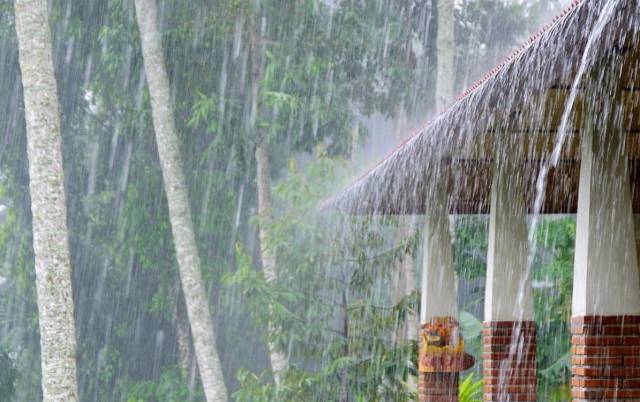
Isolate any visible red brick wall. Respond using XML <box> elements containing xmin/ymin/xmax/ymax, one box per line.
<box><xmin>419</xmin><ymin>372</ymin><xmax>459</xmax><ymax>402</ymax></box>
<box><xmin>571</xmin><ymin>315</ymin><xmax>640</xmax><ymax>401</ymax></box>
<box><xmin>482</xmin><ymin>321</ymin><xmax>537</xmax><ymax>401</ymax></box>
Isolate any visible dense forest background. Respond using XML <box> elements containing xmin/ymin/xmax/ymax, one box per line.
<box><xmin>0</xmin><ymin>0</ymin><xmax>575</xmax><ymax>401</ymax></box>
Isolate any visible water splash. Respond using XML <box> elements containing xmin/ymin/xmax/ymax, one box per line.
<box><xmin>530</xmin><ymin>0</ymin><xmax>622</xmax><ymax>239</ymax></box>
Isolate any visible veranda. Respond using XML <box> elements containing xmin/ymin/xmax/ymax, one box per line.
<box><xmin>326</xmin><ymin>1</ymin><xmax>640</xmax><ymax>400</ymax></box>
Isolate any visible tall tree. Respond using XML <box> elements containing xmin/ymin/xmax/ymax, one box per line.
<box><xmin>134</xmin><ymin>1</ymin><xmax>228</xmax><ymax>400</ymax></box>
<box><xmin>249</xmin><ymin>3</ymin><xmax>288</xmax><ymax>385</ymax></box>
<box><xmin>386</xmin><ymin>2</ymin><xmax>436</xmax><ymax>395</ymax></box>
<box><xmin>13</xmin><ymin>0</ymin><xmax>79</xmax><ymax>401</ymax></box>
<box><xmin>436</xmin><ymin>0</ymin><xmax>456</xmax><ymax>111</ymax></box>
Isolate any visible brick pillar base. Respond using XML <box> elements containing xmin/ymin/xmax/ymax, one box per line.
<box><xmin>418</xmin><ymin>318</ymin><xmax>462</xmax><ymax>402</ymax></box>
<box><xmin>571</xmin><ymin>315</ymin><xmax>640</xmax><ymax>401</ymax></box>
<box><xmin>483</xmin><ymin>321</ymin><xmax>537</xmax><ymax>401</ymax></box>
<box><xmin>419</xmin><ymin>372</ymin><xmax>459</xmax><ymax>402</ymax></box>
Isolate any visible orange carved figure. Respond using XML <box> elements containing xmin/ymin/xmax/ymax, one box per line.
<box><xmin>419</xmin><ymin>317</ymin><xmax>475</xmax><ymax>373</ymax></box>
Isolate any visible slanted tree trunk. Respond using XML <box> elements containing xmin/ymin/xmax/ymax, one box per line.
<box><xmin>173</xmin><ymin>292</ymin><xmax>198</xmax><ymax>401</ymax></box>
<box><xmin>14</xmin><ymin>1</ymin><xmax>79</xmax><ymax>401</ymax></box>
<box><xmin>436</xmin><ymin>0</ymin><xmax>455</xmax><ymax>112</ymax></box>
<box><xmin>173</xmin><ymin>292</ymin><xmax>193</xmax><ymax>375</ymax></box>
<box><xmin>134</xmin><ymin>1</ymin><xmax>227</xmax><ymax>400</ymax></box>
<box><xmin>255</xmin><ymin>144</ymin><xmax>287</xmax><ymax>383</ymax></box>
<box><xmin>249</xmin><ymin>7</ymin><xmax>288</xmax><ymax>386</ymax></box>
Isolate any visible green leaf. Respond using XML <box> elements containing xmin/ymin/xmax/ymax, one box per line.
<box><xmin>459</xmin><ymin>311</ymin><xmax>483</xmax><ymax>340</ymax></box>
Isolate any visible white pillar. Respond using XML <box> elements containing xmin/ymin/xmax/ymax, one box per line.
<box><xmin>420</xmin><ymin>178</ymin><xmax>457</xmax><ymax>323</ymax></box>
<box><xmin>484</xmin><ymin>159</ymin><xmax>533</xmax><ymax>321</ymax></box>
<box><xmin>572</xmin><ymin>119</ymin><xmax>640</xmax><ymax>316</ymax></box>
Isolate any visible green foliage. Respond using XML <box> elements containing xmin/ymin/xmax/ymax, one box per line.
<box><xmin>459</xmin><ymin>311</ymin><xmax>482</xmax><ymax>340</ymax></box>
<box><xmin>454</xmin><ymin>216</ymin><xmax>488</xmax><ymax>280</ymax></box>
<box><xmin>454</xmin><ymin>214</ymin><xmax>575</xmax><ymax>400</ymax></box>
<box><xmin>228</xmin><ymin>155</ymin><xmax>419</xmax><ymax>401</ymax></box>
<box><xmin>0</xmin><ymin>348</ymin><xmax>17</xmax><ymax>402</ymax></box>
<box><xmin>187</xmin><ymin>92</ymin><xmax>221</xmax><ymax>135</ymax></box>
<box><xmin>0</xmin><ymin>0</ymin><xmax>575</xmax><ymax>400</ymax></box>
<box><xmin>533</xmin><ymin>217</ymin><xmax>575</xmax><ymax>398</ymax></box>
<box><xmin>533</xmin><ymin>218</ymin><xmax>575</xmax><ymax>322</ymax></box>
<box><xmin>459</xmin><ymin>311</ymin><xmax>483</xmax><ymax>371</ymax></box>
<box><xmin>459</xmin><ymin>374</ymin><xmax>483</xmax><ymax>402</ymax></box>
<box><xmin>455</xmin><ymin>0</ymin><xmax>556</xmax><ymax>88</ymax></box>
<box><xmin>125</xmin><ymin>366</ymin><xmax>200</xmax><ymax>402</ymax></box>
<box><xmin>539</xmin><ymin>351</ymin><xmax>570</xmax><ymax>383</ymax></box>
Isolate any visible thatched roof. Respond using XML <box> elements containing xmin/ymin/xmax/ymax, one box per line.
<box><xmin>324</xmin><ymin>0</ymin><xmax>640</xmax><ymax>215</ymax></box>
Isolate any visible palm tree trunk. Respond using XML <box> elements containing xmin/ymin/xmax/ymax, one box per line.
<box><xmin>174</xmin><ymin>293</ymin><xmax>193</xmax><ymax>376</ymax></box>
<box><xmin>255</xmin><ymin>144</ymin><xmax>288</xmax><ymax>384</ymax></box>
<box><xmin>436</xmin><ymin>0</ymin><xmax>455</xmax><ymax>112</ymax></box>
<box><xmin>174</xmin><ymin>293</ymin><xmax>198</xmax><ymax>401</ymax></box>
<box><xmin>249</xmin><ymin>8</ymin><xmax>288</xmax><ymax>385</ymax></box>
<box><xmin>255</xmin><ymin>145</ymin><xmax>276</xmax><ymax>283</ymax></box>
<box><xmin>14</xmin><ymin>1</ymin><xmax>79</xmax><ymax>401</ymax></box>
<box><xmin>134</xmin><ymin>1</ymin><xmax>228</xmax><ymax>400</ymax></box>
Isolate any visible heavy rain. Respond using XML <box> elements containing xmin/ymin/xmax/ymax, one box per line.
<box><xmin>1</xmin><ymin>0</ymin><xmax>639</xmax><ymax>401</ymax></box>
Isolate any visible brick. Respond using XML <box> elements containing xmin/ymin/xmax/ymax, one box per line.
<box><xmin>484</xmin><ymin>358</ymin><xmax>535</xmax><ymax>369</ymax></box>
<box><xmin>483</xmin><ymin>376</ymin><xmax>534</xmax><ymax>385</ymax></box>
<box><xmin>572</xmin><ymin>387</ymin><xmax>604</xmax><ymax>399</ymax></box>
<box><xmin>483</xmin><ymin>384</ymin><xmax>536</xmax><ymax>394</ymax></box>
<box><xmin>571</xmin><ymin>315</ymin><xmax>640</xmax><ymax>401</ymax></box>
<box><xmin>571</xmin><ymin>335</ymin><xmax>625</xmax><ymax>346</ymax></box>
<box><xmin>483</xmin><ymin>335</ymin><xmax>516</xmax><ymax>345</ymax></box>
<box><xmin>571</xmin><ymin>378</ymin><xmax>622</xmax><ymax>388</ymax></box>
<box><xmin>621</xmin><ymin>325</ymin><xmax>640</xmax><ymax>336</ymax></box>
<box><xmin>603</xmin><ymin>388</ymin><xmax>640</xmax><ymax>398</ymax></box>
<box><xmin>572</xmin><ymin>316</ymin><xmax>640</xmax><ymax>326</ymax></box>
<box><xmin>624</xmin><ymin>337</ymin><xmax>640</xmax><ymax>346</ymax></box>
<box><xmin>624</xmin><ymin>356</ymin><xmax>640</xmax><ymax>366</ymax></box>
<box><xmin>483</xmin><ymin>321</ymin><xmax>536</xmax><ymax>331</ymax></box>
<box><xmin>571</xmin><ymin>323</ymin><xmax>640</xmax><ymax>336</ymax></box>
<box><xmin>481</xmin><ymin>328</ymin><xmax>536</xmax><ymax>337</ymax></box>
<box><xmin>483</xmin><ymin>368</ymin><xmax>536</xmax><ymax>377</ymax></box>
<box><xmin>571</xmin><ymin>356</ymin><xmax>623</xmax><ymax>366</ymax></box>
<box><xmin>483</xmin><ymin>393</ymin><xmax>536</xmax><ymax>401</ymax></box>
<box><xmin>483</xmin><ymin>321</ymin><xmax>536</xmax><ymax>402</ymax></box>
<box><xmin>608</xmin><ymin>346</ymin><xmax>640</xmax><ymax>356</ymax></box>
<box><xmin>572</xmin><ymin>366</ymin><xmax>640</xmax><ymax>377</ymax></box>
<box><xmin>482</xmin><ymin>351</ymin><xmax>536</xmax><ymax>361</ymax></box>
<box><xmin>572</xmin><ymin>345</ymin><xmax>640</xmax><ymax>356</ymax></box>
<box><xmin>483</xmin><ymin>340</ymin><xmax>534</xmax><ymax>356</ymax></box>
<box><xmin>482</xmin><ymin>341</ymin><xmax>535</xmax><ymax>352</ymax></box>
<box><xmin>622</xmin><ymin>378</ymin><xmax>640</xmax><ymax>388</ymax></box>
<box><xmin>482</xmin><ymin>328</ymin><xmax>511</xmax><ymax>336</ymax></box>
<box><xmin>419</xmin><ymin>372</ymin><xmax>458</xmax><ymax>402</ymax></box>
